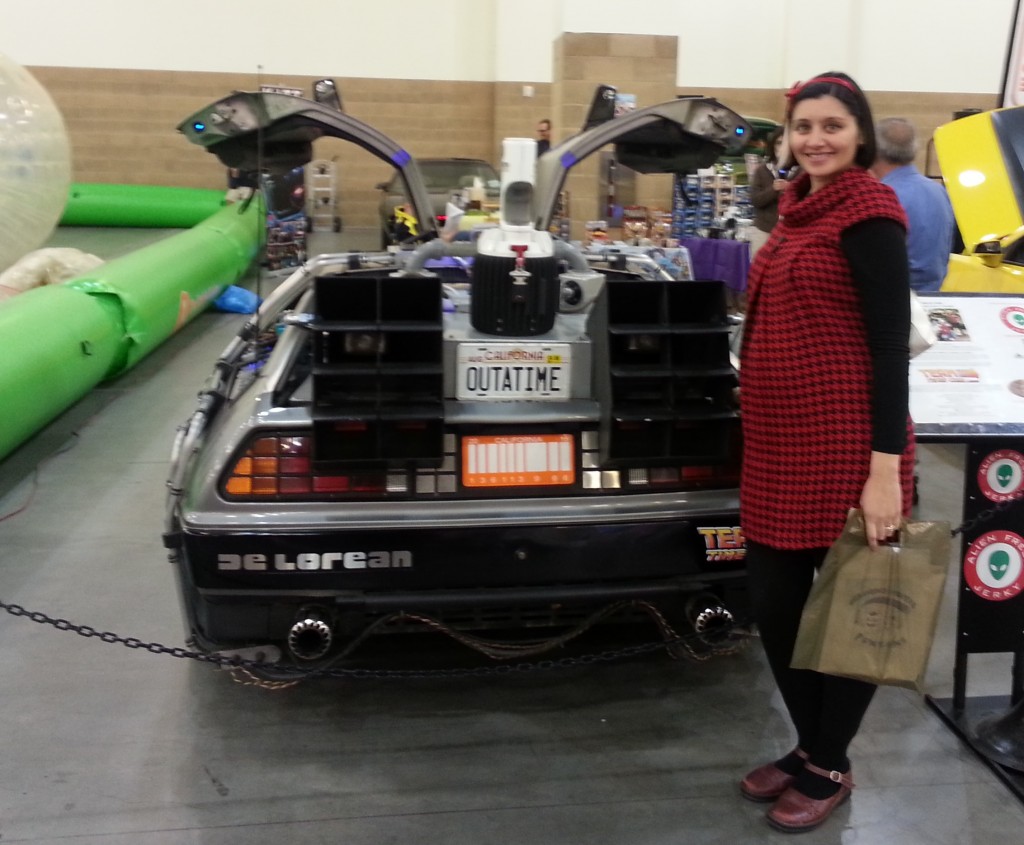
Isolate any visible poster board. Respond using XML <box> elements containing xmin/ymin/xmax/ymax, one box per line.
<box><xmin>911</xmin><ymin>293</ymin><xmax>1024</xmax><ymax>436</ymax></box>
<box><xmin>912</xmin><ymin>294</ymin><xmax>1024</xmax><ymax>712</ymax></box>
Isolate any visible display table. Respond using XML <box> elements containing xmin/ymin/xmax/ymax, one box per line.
<box><xmin>679</xmin><ymin>237</ymin><xmax>750</xmax><ymax>293</ymax></box>
<box><xmin>912</xmin><ymin>292</ymin><xmax>1024</xmax><ymax>803</ymax></box>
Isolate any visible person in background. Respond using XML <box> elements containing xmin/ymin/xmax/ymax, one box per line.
<box><xmin>738</xmin><ymin>72</ymin><xmax>914</xmax><ymax>834</ymax></box>
<box><xmin>536</xmin><ymin>118</ymin><xmax>552</xmax><ymax>155</ymax></box>
<box><xmin>747</xmin><ymin>126</ymin><xmax>788</xmax><ymax>258</ymax></box>
<box><xmin>872</xmin><ymin>117</ymin><xmax>955</xmax><ymax>292</ymax></box>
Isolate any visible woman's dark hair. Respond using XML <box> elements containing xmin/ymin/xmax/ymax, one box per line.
<box><xmin>765</xmin><ymin>126</ymin><xmax>784</xmax><ymax>164</ymax></box>
<box><xmin>786</xmin><ymin>71</ymin><xmax>876</xmax><ymax>169</ymax></box>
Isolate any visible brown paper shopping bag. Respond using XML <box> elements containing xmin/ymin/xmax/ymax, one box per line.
<box><xmin>790</xmin><ymin>509</ymin><xmax>951</xmax><ymax>692</ymax></box>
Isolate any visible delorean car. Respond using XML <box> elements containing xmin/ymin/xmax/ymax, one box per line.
<box><xmin>163</xmin><ymin>86</ymin><xmax>752</xmax><ymax>672</ymax></box>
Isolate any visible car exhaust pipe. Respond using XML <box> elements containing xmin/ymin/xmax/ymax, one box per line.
<box><xmin>684</xmin><ymin>594</ymin><xmax>736</xmax><ymax>647</ymax></box>
<box><xmin>287</xmin><ymin>611</ymin><xmax>334</xmax><ymax>661</ymax></box>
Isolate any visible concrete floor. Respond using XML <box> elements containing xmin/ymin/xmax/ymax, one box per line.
<box><xmin>1</xmin><ymin>227</ymin><xmax>1024</xmax><ymax>843</ymax></box>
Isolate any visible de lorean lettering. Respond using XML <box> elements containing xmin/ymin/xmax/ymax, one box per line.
<box><xmin>217</xmin><ymin>551</ymin><xmax>413</xmax><ymax>571</ymax></box>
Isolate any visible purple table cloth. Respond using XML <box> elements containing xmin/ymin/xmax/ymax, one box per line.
<box><xmin>678</xmin><ymin>237</ymin><xmax>751</xmax><ymax>292</ymax></box>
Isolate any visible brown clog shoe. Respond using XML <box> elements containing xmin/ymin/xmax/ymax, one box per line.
<box><xmin>766</xmin><ymin>762</ymin><xmax>854</xmax><ymax>833</ymax></box>
<box><xmin>739</xmin><ymin>748</ymin><xmax>808</xmax><ymax>802</ymax></box>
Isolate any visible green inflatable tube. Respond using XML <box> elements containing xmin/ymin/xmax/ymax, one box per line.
<box><xmin>0</xmin><ymin>285</ymin><xmax>123</xmax><ymax>459</ymax></box>
<box><xmin>0</xmin><ymin>199</ymin><xmax>264</xmax><ymax>461</ymax></box>
<box><xmin>61</xmin><ymin>183</ymin><xmax>227</xmax><ymax>228</ymax></box>
<box><xmin>65</xmin><ymin>199</ymin><xmax>262</xmax><ymax>374</ymax></box>
<box><xmin>67</xmin><ymin>201</ymin><xmax>264</xmax><ymax>375</ymax></box>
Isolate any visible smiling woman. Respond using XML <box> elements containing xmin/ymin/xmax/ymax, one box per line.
<box><xmin>738</xmin><ymin>71</ymin><xmax>915</xmax><ymax>834</ymax></box>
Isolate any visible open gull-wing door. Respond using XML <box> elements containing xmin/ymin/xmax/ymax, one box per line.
<box><xmin>581</xmin><ymin>84</ymin><xmax>619</xmax><ymax>130</ymax></box>
<box><xmin>178</xmin><ymin>90</ymin><xmax>437</xmax><ymax>239</ymax></box>
<box><xmin>534</xmin><ymin>96</ymin><xmax>751</xmax><ymax>231</ymax></box>
<box><xmin>934</xmin><ymin>106</ymin><xmax>1024</xmax><ymax>251</ymax></box>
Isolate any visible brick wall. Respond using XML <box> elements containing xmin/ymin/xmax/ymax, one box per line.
<box><xmin>29</xmin><ymin>64</ymin><xmax>997</xmax><ymax>234</ymax></box>
<box><xmin>30</xmin><ymin>67</ymin><xmax>503</xmax><ymax>236</ymax></box>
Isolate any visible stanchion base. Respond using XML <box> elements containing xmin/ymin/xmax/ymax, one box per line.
<box><xmin>927</xmin><ymin>695</ymin><xmax>1024</xmax><ymax>802</ymax></box>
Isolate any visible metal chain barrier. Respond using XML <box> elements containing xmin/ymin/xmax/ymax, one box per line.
<box><xmin>949</xmin><ymin>493</ymin><xmax>1024</xmax><ymax>537</ymax></box>
<box><xmin>0</xmin><ymin>598</ymin><xmax>754</xmax><ymax>690</ymax></box>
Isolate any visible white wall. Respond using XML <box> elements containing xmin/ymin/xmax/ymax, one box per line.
<box><xmin>494</xmin><ymin>0</ymin><xmax>559</xmax><ymax>82</ymax></box>
<box><xmin>0</xmin><ymin>0</ymin><xmax>1017</xmax><ymax>93</ymax></box>
<box><xmin>0</xmin><ymin>0</ymin><xmax>499</xmax><ymax>80</ymax></box>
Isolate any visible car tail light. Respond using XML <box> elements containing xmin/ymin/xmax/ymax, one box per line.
<box><xmin>621</xmin><ymin>463</ymin><xmax>738</xmax><ymax>490</ymax></box>
<box><xmin>221</xmin><ymin>430</ymin><xmax>737</xmax><ymax>501</ymax></box>
<box><xmin>222</xmin><ymin>434</ymin><xmax>405</xmax><ymax>500</ymax></box>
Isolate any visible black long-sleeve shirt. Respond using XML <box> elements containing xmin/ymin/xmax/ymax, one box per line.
<box><xmin>841</xmin><ymin>217</ymin><xmax>911</xmax><ymax>455</ymax></box>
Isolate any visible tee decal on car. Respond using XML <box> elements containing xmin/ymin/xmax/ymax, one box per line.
<box><xmin>696</xmin><ymin>526</ymin><xmax>747</xmax><ymax>563</ymax></box>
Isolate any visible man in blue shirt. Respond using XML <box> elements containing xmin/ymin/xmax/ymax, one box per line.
<box><xmin>873</xmin><ymin>118</ymin><xmax>956</xmax><ymax>292</ymax></box>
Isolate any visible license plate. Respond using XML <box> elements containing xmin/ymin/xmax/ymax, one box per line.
<box><xmin>456</xmin><ymin>343</ymin><xmax>571</xmax><ymax>400</ymax></box>
<box><xmin>462</xmin><ymin>434</ymin><xmax>575</xmax><ymax>487</ymax></box>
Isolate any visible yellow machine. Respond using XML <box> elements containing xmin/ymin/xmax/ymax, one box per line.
<box><xmin>391</xmin><ymin>203</ymin><xmax>419</xmax><ymax>239</ymax></box>
<box><xmin>936</xmin><ymin>106</ymin><xmax>1024</xmax><ymax>292</ymax></box>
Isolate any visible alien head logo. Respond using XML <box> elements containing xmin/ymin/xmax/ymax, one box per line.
<box><xmin>997</xmin><ymin>464</ymin><xmax>1014</xmax><ymax>488</ymax></box>
<box><xmin>989</xmin><ymin>549</ymin><xmax>1011</xmax><ymax>581</ymax></box>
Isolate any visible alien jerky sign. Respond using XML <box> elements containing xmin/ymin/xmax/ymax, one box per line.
<box><xmin>964</xmin><ymin>531</ymin><xmax>1024</xmax><ymax>601</ymax></box>
<box><xmin>977</xmin><ymin>449</ymin><xmax>1024</xmax><ymax>503</ymax></box>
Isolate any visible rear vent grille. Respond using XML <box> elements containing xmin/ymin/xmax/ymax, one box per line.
<box><xmin>605</xmin><ymin>279</ymin><xmax>738</xmax><ymax>464</ymax></box>
<box><xmin>310</xmin><ymin>273</ymin><xmax>444</xmax><ymax>467</ymax></box>
<box><xmin>470</xmin><ymin>254</ymin><xmax>560</xmax><ymax>336</ymax></box>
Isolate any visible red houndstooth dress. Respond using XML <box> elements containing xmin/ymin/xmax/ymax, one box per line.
<box><xmin>740</xmin><ymin>167</ymin><xmax>916</xmax><ymax>550</ymax></box>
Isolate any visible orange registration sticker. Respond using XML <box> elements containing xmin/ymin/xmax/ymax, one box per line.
<box><xmin>462</xmin><ymin>434</ymin><xmax>575</xmax><ymax>487</ymax></box>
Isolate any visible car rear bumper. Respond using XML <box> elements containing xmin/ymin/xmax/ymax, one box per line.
<box><xmin>171</xmin><ymin>512</ymin><xmax>746</xmax><ymax>650</ymax></box>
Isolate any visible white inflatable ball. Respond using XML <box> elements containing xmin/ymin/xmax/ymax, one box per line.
<box><xmin>0</xmin><ymin>53</ymin><xmax>71</xmax><ymax>274</ymax></box>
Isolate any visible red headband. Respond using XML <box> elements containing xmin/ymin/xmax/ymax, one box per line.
<box><xmin>785</xmin><ymin>76</ymin><xmax>860</xmax><ymax>113</ymax></box>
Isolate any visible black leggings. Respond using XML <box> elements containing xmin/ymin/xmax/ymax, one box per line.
<box><xmin>745</xmin><ymin>539</ymin><xmax>877</xmax><ymax>771</ymax></box>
